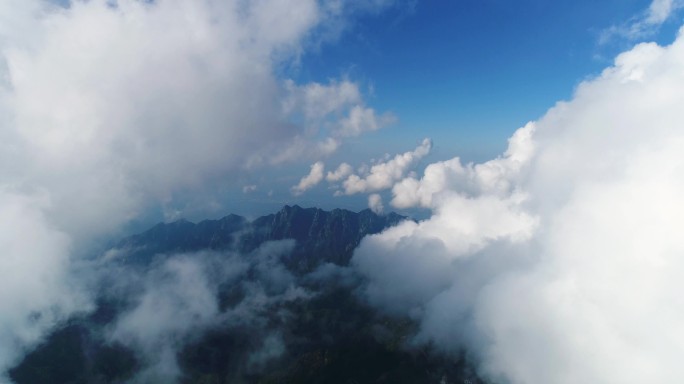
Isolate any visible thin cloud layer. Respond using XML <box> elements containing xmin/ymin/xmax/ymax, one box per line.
<box><xmin>353</xmin><ymin>28</ymin><xmax>684</xmax><ymax>383</ymax></box>
<box><xmin>107</xmin><ymin>241</ymin><xmax>305</xmax><ymax>383</ymax></box>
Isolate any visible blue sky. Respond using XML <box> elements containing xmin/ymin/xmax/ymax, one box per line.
<box><xmin>3</xmin><ymin>0</ymin><xmax>683</xmax><ymax>224</ymax></box>
<box><xmin>48</xmin><ymin>0</ymin><xmax>678</xmax><ymax>222</ymax></box>
<box><xmin>295</xmin><ymin>0</ymin><xmax>679</xmax><ymax>158</ymax></box>
<box><xmin>229</xmin><ymin>0</ymin><xmax>684</xmax><ymax>217</ymax></box>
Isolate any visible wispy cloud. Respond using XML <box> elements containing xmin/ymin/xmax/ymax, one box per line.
<box><xmin>600</xmin><ymin>0</ymin><xmax>684</xmax><ymax>43</ymax></box>
<box><xmin>367</xmin><ymin>193</ymin><xmax>384</xmax><ymax>214</ymax></box>
<box><xmin>282</xmin><ymin>79</ymin><xmax>396</xmax><ymax>145</ymax></box>
<box><xmin>106</xmin><ymin>240</ymin><xmax>308</xmax><ymax>383</ymax></box>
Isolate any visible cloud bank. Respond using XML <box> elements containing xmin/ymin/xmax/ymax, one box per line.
<box><xmin>353</xmin><ymin>27</ymin><xmax>684</xmax><ymax>384</ymax></box>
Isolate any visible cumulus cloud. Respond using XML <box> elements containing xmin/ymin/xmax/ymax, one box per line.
<box><xmin>0</xmin><ymin>0</ymin><xmax>397</xmax><ymax>378</ymax></box>
<box><xmin>302</xmin><ymin>139</ymin><xmax>437</xmax><ymax>200</ymax></box>
<box><xmin>391</xmin><ymin>123</ymin><xmax>534</xmax><ymax>209</ymax></box>
<box><xmin>326</xmin><ymin>162</ymin><xmax>353</xmax><ymax>182</ymax></box>
<box><xmin>340</xmin><ymin>138</ymin><xmax>432</xmax><ymax>195</ymax></box>
<box><xmin>353</xmin><ymin>28</ymin><xmax>684</xmax><ymax>383</ymax></box>
<box><xmin>291</xmin><ymin>161</ymin><xmax>325</xmax><ymax>195</ymax></box>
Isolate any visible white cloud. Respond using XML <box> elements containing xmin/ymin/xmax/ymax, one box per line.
<box><xmin>326</xmin><ymin>162</ymin><xmax>353</xmax><ymax>182</ymax></box>
<box><xmin>291</xmin><ymin>161</ymin><xmax>325</xmax><ymax>195</ymax></box>
<box><xmin>243</xmin><ymin>184</ymin><xmax>258</xmax><ymax>193</ymax></box>
<box><xmin>336</xmin><ymin>105</ymin><xmax>396</xmax><ymax>137</ymax></box>
<box><xmin>0</xmin><ymin>190</ymin><xmax>90</xmax><ymax>378</ymax></box>
<box><xmin>283</xmin><ymin>79</ymin><xmax>363</xmax><ymax>121</ymax></box>
<box><xmin>283</xmin><ymin>80</ymin><xmax>395</xmax><ymax>140</ymax></box>
<box><xmin>601</xmin><ymin>0</ymin><xmax>684</xmax><ymax>42</ymax></box>
<box><xmin>1</xmin><ymin>0</ymin><xmax>322</xmax><ymax>238</ymax></box>
<box><xmin>353</xmin><ymin>29</ymin><xmax>684</xmax><ymax>383</ymax></box>
<box><xmin>647</xmin><ymin>0</ymin><xmax>683</xmax><ymax>24</ymax></box>
<box><xmin>368</xmin><ymin>193</ymin><xmax>384</xmax><ymax>214</ymax></box>
<box><xmin>0</xmin><ymin>0</ymin><xmax>398</xmax><ymax>376</ymax></box>
<box><xmin>391</xmin><ymin>123</ymin><xmax>534</xmax><ymax>209</ymax></box>
<box><xmin>108</xmin><ymin>240</ymin><xmax>306</xmax><ymax>383</ymax></box>
<box><xmin>110</xmin><ymin>254</ymin><xmax>229</xmax><ymax>383</ymax></box>
<box><xmin>0</xmin><ymin>0</ymin><xmax>397</xmax><ymax>238</ymax></box>
<box><xmin>340</xmin><ymin>138</ymin><xmax>432</xmax><ymax>195</ymax></box>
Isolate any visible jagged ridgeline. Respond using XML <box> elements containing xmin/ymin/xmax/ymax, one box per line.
<box><xmin>115</xmin><ymin>205</ymin><xmax>406</xmax><ymax>271</ymax></box>
<box><xmin>9</xmin><ymin>206</ymin><xmax>485</xmax><ymax>384</ymax></box>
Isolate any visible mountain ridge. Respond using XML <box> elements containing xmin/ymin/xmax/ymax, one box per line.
<box><xmin>115</xmin><ymin>204</ymin><xmax>407</xmax><ymax>272</ymax></box>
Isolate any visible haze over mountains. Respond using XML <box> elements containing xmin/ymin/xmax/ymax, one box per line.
<box><xmin>9</xmin><ymin>206</ymin><xmax>484</xmax><ymax>384</ymax></box>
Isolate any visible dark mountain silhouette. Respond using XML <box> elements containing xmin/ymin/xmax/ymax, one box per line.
<box><xmin>116</xmin><ymin>205</ymin><xmax>405</xmax><ymax>272</ymax></box>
